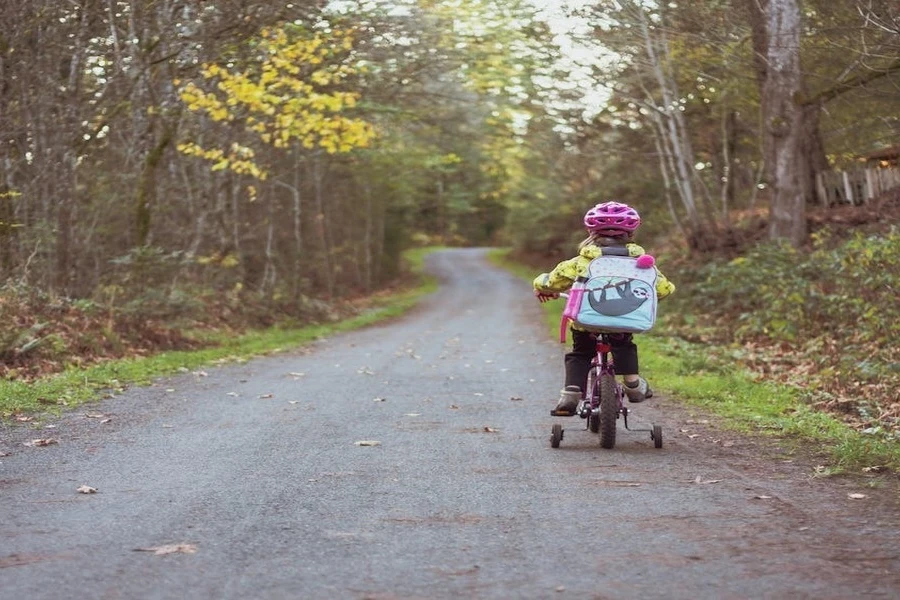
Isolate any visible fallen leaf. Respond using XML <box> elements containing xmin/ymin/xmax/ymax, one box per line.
<box><xmin>226</xmin><ymin>392</ymin><xmax>239</xmax><ymax>397</ymax></box>
<box><xmin>687</xmin><ymin>434</ymin><xmax>700</xmax><ymax>439</ymax></box>
<box><xmin>848</xmin><ymin>493</ymin><xmax>867</xmax><ymax>500</ymax></box>
<box><xmin>483</xmin><ymin>427</ymin><xmax>498</xmax><ymax>433</ymax></box>
<box><xmin>25</xmin><ymin>438</ymin><xmax>57</xmax><ymax>447</ymax></box>
<box><xmin>754</xmin><ymin>495</ymin><xmax>773</xmax><ymax>500</ymax></box>
<box><xmin>100</xmin><ymin>418</ymin><xmax>112</xmax><ymax>424</ymax></box>
<box><xmin>509</xmin><ymin>397</ymin><xmax>524</xmax><ymax>402</ymax></box>
<box><xmin>449</xmin><ymin>404</ymin><xmax>460</xmax><ymax>410</ymax></box>
<box><xmin>722</xmin><ymin>441</ymin><xmax>735</xmax><ymax>447</ymax></box>
<box><xmin>193</xmin><ymin>370</ymin><xmax>208</xmax><ymax>377</ymax></box>
<box><xmin>289</xmin><ymin>372</ymin><xmax>306</xmax><ymax>378</ymax></box>
<box><xmin>77</xmin><ymin>485</ymin><xmax>98</xmax><ymax>494</ymax></box>
<box><xmin>85</xmin><ymin>413</ymin><xmax>107</xmax><ymax>419</ymax></box>
<box><xmin>694</xmin><ymin>476</ymin><xmax>722</xmax><ymax>485</ymax></box>
<box><xmin>135</xmin><ymin>544</ymin><xmax>198</xmax><ymax>556</ymax></box>
<box><xmin>288</xmin><ymin>401</ymin><xmax>299</xmax><ymax>405</ymax></box>
<box><xmin>15</xmin><ymin>415</ymin><xmax>34</xmax><ymax>422</ymax></box>
<box><xmin>0</xmin><ymin>451</ymin><xmax>11</xmax><ymax>457</ymax></box>
<box><xmin>355</xmin><ymin>440</ymin><xmax>381</xmax><ymax>447</ymax></box>
<box><xmin>258</xmin><ymin>393</ymin><xmax>274</xmax><ymax>399</ymax></box>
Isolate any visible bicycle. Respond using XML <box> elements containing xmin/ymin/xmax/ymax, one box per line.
<box><xmin>548</xmin><ymin>295</ymin><xmax>663</xmax><ymax>450</ymax></box>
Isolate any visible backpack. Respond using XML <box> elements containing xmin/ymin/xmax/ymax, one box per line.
<box><xmin>559</xmin><ymin>247</ymin><xmax>658</xmax><ymax>342</ymax></box>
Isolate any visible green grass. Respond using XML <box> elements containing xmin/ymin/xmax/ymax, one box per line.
<box><xmin>0</xmin><ymin>248</ymin><xmax>441</xmax><ymax>417</ymax></box>
<box><xmin>489</xmin><ymin>248</ymin><xmax>900</xmax><ymax>473</ymax></box>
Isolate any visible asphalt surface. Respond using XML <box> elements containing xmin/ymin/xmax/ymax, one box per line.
<box><xmin>2</xmin><ymin>248</ymin><xmax>899</xmax><ymax>599</ymax></box>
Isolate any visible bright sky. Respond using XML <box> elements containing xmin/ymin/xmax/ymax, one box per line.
<box><xmin>527</xmin><ymin>0</ymin><xmax>616</xmax><ymax>117</ymax></box>
<box><xmin>326</xmin><ymin>0</ymin><xmax>615</xmax><ymax>118</ymax></box>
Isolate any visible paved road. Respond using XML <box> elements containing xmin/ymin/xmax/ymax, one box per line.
<box><xmin>2</xmin><ymin>248</ymin><xmax>899</xmax><ymax>599</ymax></box>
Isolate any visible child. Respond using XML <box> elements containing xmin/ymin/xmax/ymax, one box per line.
<box><xmin>533</xmin><ymin>201</ymin><xmax>675</xmax><ymax>414</ymax></box>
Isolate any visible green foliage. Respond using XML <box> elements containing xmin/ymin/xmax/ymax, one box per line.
<box><xmin>663</xmin><ymin>226</ymin><xmax>900</xmax><ymax>453</ymax></box>
<box><xmin>683</xmin><ymin>228</ymin><xmax>900</xmax><ymax>360</ymax></box>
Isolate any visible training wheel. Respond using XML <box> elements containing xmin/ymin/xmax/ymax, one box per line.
<box><xmin>651</xmin><ymin>424</ymin><xmax>663</xmax><ymax>449</ymax></box>
<box><xmin>550</xmin><ymin>423</ymin><xmax>563</xmax><ymax>448</ymax></box>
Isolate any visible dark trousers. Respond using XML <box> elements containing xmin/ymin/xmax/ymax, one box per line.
<box><xmin>564</xmin><ymin>329</ymin><xmax>640</xmax><ymax>393</ymax></box>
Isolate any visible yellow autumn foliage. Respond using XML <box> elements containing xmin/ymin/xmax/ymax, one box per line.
<box><xmin>178</xmin><ymin>26</ymin><xmax>376</xmax><ymax>182</ymax></box>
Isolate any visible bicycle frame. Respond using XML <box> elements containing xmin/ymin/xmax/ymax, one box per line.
<box><xmin>581</xmin><ymin>334</ymin><xmax>628</xmax><ymax>427</ymax></box>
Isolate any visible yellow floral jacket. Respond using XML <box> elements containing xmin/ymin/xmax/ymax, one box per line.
<box><xmin>533</xmin><ymin>243</ymin><xmax>676</xmax><ymax>299</ymax></box>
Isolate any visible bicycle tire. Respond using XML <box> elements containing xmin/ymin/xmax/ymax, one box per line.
<box><xmin>587</xmin><ymin>370</ymin><xmax>600</xmax><ymax>433</ymax></box>
<box><xmin>599</xmin><ymin>373</ymin><xmax>617</xmax><ymax>449</ymax></box>
<box><xmin>550</xmin><ymin>423</ymin><xmax>563</xmax><ymax>448</ymax></box>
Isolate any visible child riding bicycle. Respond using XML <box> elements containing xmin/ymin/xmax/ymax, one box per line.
<box><xmin>533</xmin><ymin>201</ymin><xmax>675</xmax><ymax>415</ymax></box>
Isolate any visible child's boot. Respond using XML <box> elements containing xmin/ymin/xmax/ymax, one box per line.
<box><xmin>551</xmin><ymin>385</ymin><xmax>582</xmax><ymax>416</ymax></box>
<box><xmin>623</xmin><ymin>377</ymin><xmax>653</xmax><ymax>403</ymax></box>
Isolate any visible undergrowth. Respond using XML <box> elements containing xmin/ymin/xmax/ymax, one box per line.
<box><xmin>0</xmin><ymin>247</ymin><xmax>440</xmax><ymax>416</ymax></box>
<box><xmin>664</xmin><ymin>227</ymin><xmax>899</xmax><ymax>441</ymax></box>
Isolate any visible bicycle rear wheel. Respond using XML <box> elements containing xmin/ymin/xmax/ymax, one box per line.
<box><xmin>587</xmin><ymin>369</ymin><xmax>600</xmax><ymax>433</ymax></box>
<box><xmin>599</xmin><ymin>373</ymin><xmax>617</xmax><ymax>449</ymax></box>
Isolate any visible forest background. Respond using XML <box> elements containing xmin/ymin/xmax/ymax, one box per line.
<box><xmin>1</xmin><ymin>1</ymin><xmax>898</xmax><ymax>459</ymax></box>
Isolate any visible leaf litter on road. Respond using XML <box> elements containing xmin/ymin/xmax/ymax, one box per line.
<box><xmin>25</xmin><ymin>438</ymin><xmax>57</xmax><ymax>447</ymax></box>
<box><xmin>694</xmin><ymin>476</ymin><xmax>722</xmax><ymax>485</ymax></box>
<box><xmin>77</xmin><ymin>485</ymin><xmax>98</xmax><ymax>494</ymax></box>
<box><xmin>135</xmin><ymin>543</ymin><xmax>198</xmax><ymax>556</ymax></box>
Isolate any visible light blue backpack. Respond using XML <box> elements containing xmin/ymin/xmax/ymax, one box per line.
<box><xmin>559</xmin><ymin>248</ymin><xmax>658</xmax><ymax>342</ymax></box>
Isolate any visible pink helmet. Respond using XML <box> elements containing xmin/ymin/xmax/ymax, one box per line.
<box><xmin>583</xmin><ymin>201</ymin><xmax>641</xmax><ymax>235</ymax></box>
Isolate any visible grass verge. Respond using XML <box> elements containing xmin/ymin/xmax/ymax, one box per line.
<box><xmin>488</xmin><ymin>248</ymin><xmax>900</xmax><ymax>473</ymax></box>
<box><xmin>0</xmin><ymin>248</ymin><xmax>441</xmax><ymax>418</ymax></box>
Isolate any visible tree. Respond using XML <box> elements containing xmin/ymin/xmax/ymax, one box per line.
<box><xmin>760</xmin><ymin>0</ymin><xmax>810</xmax><ymax>245</ymax></box>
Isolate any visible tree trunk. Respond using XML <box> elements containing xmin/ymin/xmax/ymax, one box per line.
<box><xmin>135</xmin><ymin>128</ymin><xmax>174</xmax><ymax>246</ymax></box>
<box><xmin>762</xmin><ymin>0</ymin><xmax>807</xmax><ymax>246</ymax></box>
<box><xmin>720</xmin><ymin>109</ymin><xmax>737</xmax><ymax>226</ymax></box>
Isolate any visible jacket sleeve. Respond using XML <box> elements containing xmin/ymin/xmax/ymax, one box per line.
<box><xmin>655</xmin><ymin>269</ymin><xmax>676</xmax><ymax>299</ymax></box>
<box><xmin>533</xmin><ymin>256</ymin><xmax>581</xmax><ymax>293</ymax></box>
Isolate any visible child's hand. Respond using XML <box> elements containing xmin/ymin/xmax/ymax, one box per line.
<box><xmin>534</xmin><ymin>290</ymin><xmax>559</xmax><ymax>303</ymax></box>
